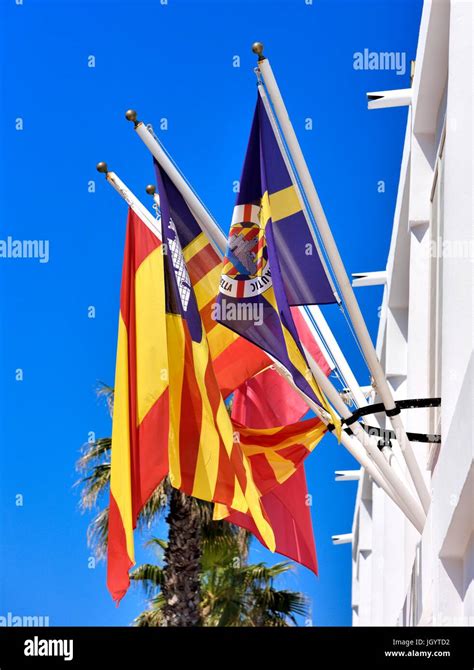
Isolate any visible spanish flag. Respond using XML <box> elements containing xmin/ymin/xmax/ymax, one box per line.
<box><xmin>107</xmin><ymin>208</ymin><xmax>170</xmax><ymax>604</ymax></box>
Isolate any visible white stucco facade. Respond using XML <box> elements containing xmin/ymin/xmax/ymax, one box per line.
<box><xmin>350</xmin><ymin>0</ymin><xmax>473</xmax><ymax>626</ymax></box>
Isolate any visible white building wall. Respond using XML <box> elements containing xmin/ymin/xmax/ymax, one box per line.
<box><xmin>351</xmin><ymin>0</ymin><xmax>473</xmax><ymax>626</ymax></box>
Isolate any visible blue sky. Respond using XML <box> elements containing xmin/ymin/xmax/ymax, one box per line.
<box><xmin>0</xmin><ymin>0</ymin><xmax>422</xmax><ymax>626</ymax></box>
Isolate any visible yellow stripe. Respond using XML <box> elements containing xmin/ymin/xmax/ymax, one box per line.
<box><xmin>213</xmin><ymin>502</ymin><xmax>230</xmax><ymax>521</ymax></box>
<box><xmin>183</xmin><ymin>231</ymin><xmax>208</xmax><ymax>264</ymax></box>
<box><xmin>281</xmin><ymin>322</ymin><xmax>337</xmax><ymax>424</ymax></box>
<box><xmin>261</xmin><ymin>185</ymin><xmax>301</xmax><ymax>225</ymax></box>
<box><xmin>240</xmin><ymin>456</ymin><xmax>276</xmax><ymax>552</ymax></box>
<box><xmin>241</xmin><ymin>423</ymin><xmax>327</xmax><ymax>486</ymax></box>
<box><xmin>266</xmin><ymin>456</ymin><xmax>297</xmax><ymax>485</ymax></box>
<box><xmin>134</xmin><ymin>246</ymin><xmax>168</xmax><ymax>425</ymax></box>
<box><xmin>190</xmin><ymin>341</ymin><xmax>226</xmax><ymax>501</ymax></box>
<box><xmin>262</xmin><ymin>288</ymin><xmax>340</xmax><ymax>433</ymax></box>
<box><xmin>230</xmin><ymin>476</ymin><xmax>248</xmax><ymax>513</ymax></box>
<box><xmin>207</xmin><ymin>323</ymin><xmax>239</xmax><ymax>360</ymax></box>
<box><xmin>193</xmin><ymin>265</ymin><xmax>222</xmax><ymax>310</ymax></box>
<box><xmin>166</xmin><ymin>313</ymin><xmax>186</xmax><ymax>489</ymax></box>
<box><xmin>215</xmin><ymin>395</ymin><xmax>234</xmax><ymax>454</ymax></box>
<box><xmin>110</xmin><ymin>315</ymin><xmax>134</xmax><ymax>563</ymax></box>
<box><xmin>240</xmin><ymin>424</ymin><xmax>327</xmax><ymax>456</ymax></box>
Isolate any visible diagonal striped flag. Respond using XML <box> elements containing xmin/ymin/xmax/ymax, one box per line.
<box><xmin>155</xmin><ymin>165</ymin><xmax>277</xmax><ymax>549</ymax></box>
<box><xmin>214</xmin><ymin>413</ymin><xmax>328</xmax><ymax>574</ymax></box>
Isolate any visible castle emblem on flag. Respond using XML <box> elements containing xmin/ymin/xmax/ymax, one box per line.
<box><xmin>219</xmin><ymin>203</ymin><xmax>272</xmax><ymax>298</ymax></box>
<box><xmin>168</xmin><ymin>218</ymin><xmax>191</xmax><ymax>311</ymax></box>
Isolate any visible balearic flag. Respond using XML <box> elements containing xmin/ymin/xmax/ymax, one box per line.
<box><xmin>153</xmin><ymin>159</ymin><xmax>270</xmax><ymax>398</ymax></box>
<box><xmin>155</xmin><ymin>165</ymin><xmax>274</xmax><ymax>548</ymax></box>
<box><xmin>216</xmin><ymin>91</ymin><xmax>338</xmax><ymax>422</ymax></box>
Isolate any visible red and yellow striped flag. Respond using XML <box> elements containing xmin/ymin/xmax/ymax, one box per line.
<box><xmin>214</xmin><ymin>415</ymin><xmax>327</xmax><ymax>521</ymax></box>
<box><xmin>107</xmin><ymin>208</ymin><xmax>170</xmax><ymax>604</ymax></box>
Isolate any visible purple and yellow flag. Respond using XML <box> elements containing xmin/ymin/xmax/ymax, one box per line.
<box><xmin>216</xmin><ymin>90</ymin><xmax>338</xmax><ymax>419</ymax></box>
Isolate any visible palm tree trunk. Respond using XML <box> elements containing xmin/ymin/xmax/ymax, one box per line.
<box><xmin>162</xmin><ymin>489</ymin><xmax>202</xmax><ymax>626</ymax></box>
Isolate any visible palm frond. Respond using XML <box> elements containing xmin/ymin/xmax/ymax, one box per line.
<box><xmin>250</xmin><ymin>587</ymin><xmax>309</xmax><ymax>623</ymax></box>
<box><xmin>96</xmin><ymin>382</ymin><xmax>114</xmax><ymax>417</ymax></box>
<box><xmin>76</xmin><ymin>438</ymin><xmax>111</xmax><ymax>472</ymax></box>
<box><xmin>86</xmin><ymin>507</ymin><xmax>109</xmax><ymax>559</ymax></box>
<box><xmin>145</xmin><ymin>538</ymin><xmax>168</xmax><ymax>551</ymax></box>
<box><xmin>132</xmin><ymin>593</ymin><xmax>166</xmax><ymax>627</ymax></box>
<box><xmin>137</xmin><ymin>480</ymin><xmax>170</xmax><ymax>527</ymax></box>
<box><xmin>130</xmin><ymin>563</ymin><xmax>164</xmax><ymax>597</ymax></box>
<box><xmin>240</xmin><ymin>561</ymin><xmax>294</xmax><ymax>588</ymax></box>
<box><xmin>77</xmin><ymin>463</ymin><xmax>111</xmax><ymax>510</ymax></box>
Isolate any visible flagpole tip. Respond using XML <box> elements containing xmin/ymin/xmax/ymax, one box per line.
<box><xmin>96</xmin><ymin>161</ymin><xmax>108</xmax><ymax>175</ymax></box>
<box><xmin>125</xmin><ymin>109</ymin><xmax>139</xmax><ymax>127</ymax></box>
<box><xmin>145</xmin><ymin>184</ymin><xmax>156</xmax><ymax>196</ymax></box>
<box><xmin>251</xmin><ymin>42</ymin><xmax>265</xmax><ymax>60</ymax></box>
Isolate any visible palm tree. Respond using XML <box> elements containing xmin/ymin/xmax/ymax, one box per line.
<box><xmin>131</xmin><ymin>532</ymin><xmax>308</xmax><ymax>627</ymax></box>
<box><xmin>76</xmin><ymin>385</ymin><xmax>308</xmax><ymax>626</ymax></box>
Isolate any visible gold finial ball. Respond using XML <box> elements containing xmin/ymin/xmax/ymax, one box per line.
<box><xmin>125</xmin><ymin>109</ymin><xmax>138</xmax><ymax>123</ymax></box>
<box><xmin>145</xmin><ymin>184</ymin><xmax>156</xmax><ymax>196</ymax></box>
<box><xmin>96</xmin><ymin>161</ymin><xmax>108</xmax><ymax>174</ymax></box>
<box><xmin>252</xmin><ymin>42</ymin><xmax>264</xmax><ymax>57</ymax></box>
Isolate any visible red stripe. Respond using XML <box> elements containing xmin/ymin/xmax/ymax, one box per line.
<box><xmin>274</xmin><ymin>442</ymin><xmax>310</xmax><ymax>468</ymax></box>
<box><xmin>236</xmin><ymin>281</ymin><xmax>245</xmax><ymax>298</ymax></box>
<box><xmin>107</xmin><ymin>493</ymin><xmax>134</xmax><ymax>605</ymax></box>
<box><xmin>213</xmin><ymin>337</ymin><xmax>270</xmax><ymax>398</ymax></box>
<box><xmin>200</xmin><ymin>298</ymin><xmax>217</xmax><ymax>334</ymax></box>
<box><xmin>236</xmin><ymin>416</ymin><xmax>324</xmax><ymax>448</ymax></box>
<box><xmin>243</xmin><ymin>204</ymin><xmax>252</xmax><ymax>222</ymax></box>
<box><xmin>132</xmin><ymin>388</ymin><xmax>170</xmax><ymax>518</ymax></box>
<box><xmin>243</xmin><ymin>226</ymin><xmax>259</xmax><ymax>241</ymax></box>
<box><xmin>247</xmin><ymin>453</ymin><xmax>280</xmax><ymax>494</ymax></box>
<box><xmin>202</xmin><ymin>347</ymin><xmax>236</xmax><ymax>506</ymax></box>
<box><xmin>178</xmin><ymin>323</ymin><xmax>203</xmax><ymax>495</ymax></box>
<box><xmin>186</xmin><ymin>243</ymin><xmax>220</xmax><ymax>286</ymax></box>
<box><xmin>230</xmin><ymin>441</ymin><xmax>248</xmax><ymax>498</ymax></box>
<box><xmin>120</xmin><ymin>215</ymin><xmax>139</xmax><ymax>516</ymax></box>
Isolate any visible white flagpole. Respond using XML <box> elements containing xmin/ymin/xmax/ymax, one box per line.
<box><xmin>266</xmin><ymin>363</ymin><xmax>423</xmax><ymax>531</ymax></box>
<box><xmin>259</xmin><ymin>76</ymin><xmax>413</xmax><ymax>486</ymax></box>
<box><xmin>125</xmin><ymin>110</ymin><xmax>227</xmax><ymax>256</ymax></box>
<box><xmin>301</xmin><ymin>305</ymin><xmax>407</xmax><ymax>482</ymax></box>
<box><xmin>253</xmin><ymin>44</ymin><xmax>430</xmax><ymax>514</ymax></box>
<box><xmin>125</xmin><ymin>119</ymin><xmax>423</xmax><ymax>529</ymax></box>
<box><xmin>96</xmin><ymin>162</ymin><xmax>161</xmax><ymax>240</ymax></box>
<box><xmin>302</xmin><ymin>347</ymin><xmax>425</xmax><ymax>528</ymax></box>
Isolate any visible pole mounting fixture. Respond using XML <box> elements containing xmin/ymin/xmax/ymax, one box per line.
<box><xmin>125</xmin><ymin>109</ymin><xmax>139</xmax><ymax>127</ymax></box>
<box><xmin>145</xmin><ymin>184</ymin><xmax>156</xmax><ymax>196</ymax></box>
<box><xmin>96</xmin><ymin>161</ymin><xmax>108</xmax><ymax>175</ymax></box>
<box><xmin>251</xmin><ymin>42</ymin><xmax>265</xmax><ymax>61</ymax></box>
